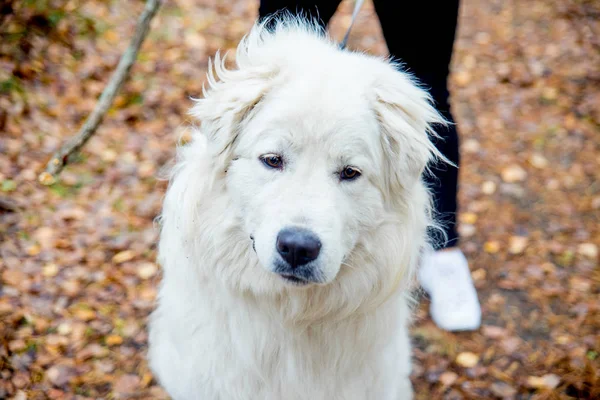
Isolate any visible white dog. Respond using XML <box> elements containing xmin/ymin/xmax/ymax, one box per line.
<box><xmin>148</xmin><ymin>16</ymin><xmax>446</xmax><ymax>400</ymax></box>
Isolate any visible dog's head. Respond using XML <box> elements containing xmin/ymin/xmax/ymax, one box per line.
<box><xmin>184</xmin><ymin>18</ymin><xmax>445</xmax><ymax>294</ymax></box>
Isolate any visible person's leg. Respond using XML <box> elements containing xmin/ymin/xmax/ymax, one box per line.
<box><xmin>373</xmin><ymin>0</ymin><xmax>481</xmax><ymax>331</ymax></box>
<box><xmin>374</xmin><ymin>0</ymin><xmax>460</xmax><ymax>246</ymax></box>
<box><xmin>258</xmin><ymin>0</ymin><xmax>342</xmax><ymax>28</ymax></box>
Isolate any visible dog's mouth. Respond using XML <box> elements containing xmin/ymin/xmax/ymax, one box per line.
<box><xmin>273</xmin><ymin>260</ymin><xmax>321</xmax><ymax>286</ymax></box>
<box><xmin>279</xmin><ymin>274</ymin><xmax>311</xmax><ymax>286</ymax></box>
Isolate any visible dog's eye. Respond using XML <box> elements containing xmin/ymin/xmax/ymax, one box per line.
<box><xmin>340</xmin><ymin>166</ymin><xmax>361</xmax><ymax>181</ymax></box>
<box><xmin>260</xmin><ymin>154</ymin><xmax>283</xmax><ymax>170</ymax></box>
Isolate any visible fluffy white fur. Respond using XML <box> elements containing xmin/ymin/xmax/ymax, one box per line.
<box><xmin>148</xmin><ymin>16</ymin><xmax>446</xmax><ymax>400</ymax></box>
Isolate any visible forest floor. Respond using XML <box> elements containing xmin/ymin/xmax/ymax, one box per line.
<box><xmin>1</xmin><ymin>0</ymin><xmax>598</xmax><ymax>398</ymax></box>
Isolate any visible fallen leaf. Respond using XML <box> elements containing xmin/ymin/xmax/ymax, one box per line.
<box><xmin>9</xmin><ymin>339</ymin><xmax>27</xmax><ymax>352</ymax></box>
<box><xmin>462</xmin><ymin>139</ymin><xmax>480</xmax><ymax>153</ymax></box>
<box><xmin>46</xmin><ymin>365</ymin><xmax>76</xmax><ymax>387</ymax></box>
<box><xmin>2</xmin><ymin>269</ymin><xmax>26</xmax><ymax>286</ymax></box>
<box><xmin>0</xmin><ymin>302</ymin><xmax>13</xmax><ymax>316</ymax></box>
<box><xmin>138</xmin><ymin>161</ymin><xmax>156</xmax><ymax>178</ymax></box>
<box><xmin>475</xmin><ymin>31</ymin><xmax>491</xmax><ymax>45</ymax></box>
<box><xmin>527</xmin><ymin>374</ymin><xmax>560</xmax><ymax>389</ymax></box>
<box><xmin>141</xmin><ymin>372</ymin><xmax>154</xmax><ymax>388</ymax></box>
<box><xmin>541</xmin><ymin>87</ymin><xmax>558</xmax><ymax>101</ymax></box>
<box><xmin>74</xmin><ymin>308</ymin><xmax>96</xmax><ymax>321</ymax></box>
<box><xmin>112</xmin><ymin>250</ymin><xmax>135</xmax><ymax>264</ymax></box>
<box><xmin>12</xmin><ymin>391</ymin><xmax>27</xmax><ymax>400</ymax></box>
<box><xmin>460</xmin><ymin>212</ymin><xmax>478</xmax><ymax>224</ymax></box>
<box><xmin>501</xmin><ymin>165</ymin><xmax>527</xmax><ymax>183</ymax></box>
<box><xmin>490</xmin><ymin>381</ymin><xmax>517</xmax><ymax>397</ymax></box>
<box><xmin>114</xmin><ymin>374</ymin><xmax>141</xmax><ymax>395</ymax></box>
<box><xmin>508</xmin><ymin>236</ymin><xmax>528</xmax><ymax>255</ymax></box>
<box><xmin>454</xmin><ymin>70</ymin><xmax>472</xmax><ymax>86</ymax></box>
<box><xmin>459</xmin><ymin>224</ymin><xmax>476</xmax><ymax>237</ymax></box>
<box><xmin>556</xmin><ymin>335</ymin><xmax>571</xmax><ymax>345</ymax></box>
<box><xmin>27</xmin><ymin>244</ymin><xmax>41</xmax><ymax>256</ymax></box>
<box><xmin>482</xmin><ymin>325</ymin><xmax>507</xmax><ymax>339</ymax></box>
<box><xmin>529</xmin><ymin>153</ymin><xmax>548</xmax><ymax>168</ymax></box>
<box><xmin>471</xmin><ymin>268</ymin><xmax>486</xmax><ymax>281</ymax></box>
<box><xmin>577</xmin><ymin>243</ymin><xmax>597</xmax><ymax>259</ymax></box>
<box><xmin>439</xmin><ymin>371</ymin><xmax>458</xmax><ymax>386</ymax></box>
<box><xmin>501</xmin><ymin>337</ymin><xmax>521</xmax><ymax>353</ymax></box>
<box><xmin>57</xmin><ymin>322</ymin><xmax>72</xmax><ymax>336</ymax></box>
<box><xmin>1</xmin><ymin>179</ymin><xmax>17</xmax><ymax>192</ymax></box>
<box><xmin>46</xmin><ymin>334</ymin><xmax>68</xmax><ymax>347</ymax></box>
<box><xmin>484</xmin><ymin>241</ymin><xmax>500</xmax><ymax>254</ymax></box>
<box><xmin>101</xmin><ymin>149</ymin><xmax>118</xmax><ymax>162</ymax></box>
<box><xmin>137</xmin><ymin>262</ymin><xmax>158</xmax><ymax>279</ymax></box>
<box><xmin>106</xmin><ymin>334</ymin><xmax>124</xmax><ymax>346</ymax></box>
<box><xmin>456</xmin><ymin>352</ymin><xmax>479</xmax><ymax>368</ymax></box>
<box><xmin>62</xmin><ymin>280</ymin><xmax>81</xmax><ymax>297</ymax></box>
<box><xmin>42</xmin><ymin>263</ymin><xmax>59</xmax><ymax>277</ymax></box>
<box><xmin>569</xmin><ymin>277</ymin><xmax>591</xmax><ymax>292</ymax></box>
<box><xmin>185</xmin><ymin>31</ymin><xmax>207</xmax><ymax>50</ymax></box>
<box><xmin>481</xmin><ymin>181</ymin><xmax>497</xmax><ymax>195</ymax></box>
<box><xmin>77</xmin><ymin>344</ymin><xmax>109</xmax><ymax>360</ymax></box>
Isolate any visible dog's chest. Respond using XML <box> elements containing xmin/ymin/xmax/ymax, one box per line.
<box><xmin>202</xmin><ymin>318</ymin><xmax>400</xmax><ymax>399</ymax></box>
<box><xmin>149</xmin><ymin>286</ymin><xmax>412</xmax><ymax>399</ymax></box>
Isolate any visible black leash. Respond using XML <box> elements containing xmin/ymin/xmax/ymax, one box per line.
<box><xmin>339</xmin><ymin>0</ymin><xmax>364</xmax><ymax>50</ymax></box>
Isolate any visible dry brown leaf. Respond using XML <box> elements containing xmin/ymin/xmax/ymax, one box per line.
<box><xmin>42</xmin><ymin>263</ymin><xmax>59</xmax><ymax>277</ymax></box>
<box><xmin>482</xmin><ymin>325</ymin><xmax>507</xmax><ymax>339</ymax></box>
<box><xmin>541</xmin><ymin>87</ymin><xmax>558</xmax><ymax>101</ymax></box>
<box><xmin>114</xmin><ymin>374</ymin><xmax>141</xmax><ymax>395</ymax></box>
<box><xmin>56</xmin><ymin>322</ymin><xmax>72</xmax><ymax>336</ymax></box>
<box><xmin>73</xmin><ymin>308</ymin><xmax>96</xmax><ymax>321</ymax></box>
<box><xmin>454</xmin><ymin>70</ymin><xmax>472</xmax><ymax>86</ymax></box>
<box><xmin>2</xmin><ymin>269</ymin><xmax>26</xmax><ymax>286</ymax></box>
<box><xmin>471</xmin><ymin>268</ymin><xmax>486</xmax><ymax>281</ymax></box>
<box><xmin>34</xmin><ymin>227</ymin><xmax>56</xmax><ymax>249</ymax></box>
<box><xmin>460</xmin><ymin>212</ymin><xmax>478</xmax><ymax>224</ymax></box>
<box><xmin>577</xmin><ymin>243</ymin><xmax>598</xmax><ymax>259</ymax></box>
<box><xmin>481</xmin><ymin>181</ymin><xmax>497</xmax><ymax>195</ymax></box>
<box><xmin>8</xmin><ymin>339</ymin><xmax>27</xmax><ymax>352</ymax></box>
<box><xmin>527</xmin><ymin>374</ymin><xmax>560</xmax><ymax>389</ymax></box>
<box><xmin>456</xmin><ymin>352</ymin><xmax>479</xmax><ymax>368</ymax></box>
<box><xmin>501</xmin><ymin>165</ymin><xmax>527</xmax><ymax>183</ymax></box>
<box><xmin>490</xmin><ymin>381</ymin><xmax>517</xmax><ymax>397</ymax></box>
<box><xmin>106</xmin><ymin>335</ymin><xmax>124</xmax><ymax>346</ymax></box>
<box><xmin>484</xmin><ymin>241</ymin><xmax>501</xmax><ymax>254</ymax></box>
<box><xmin>508</xmin><ymin>236</ymin><xmax>528</xmax><ymax>255</ymax></box>
<box><xmin>439</xmin><ymin>371</ymin><xmax>459</xmax><ymax>386</ymax></box>
<box><xmin>529</xmin><ymin>153</ymin><xmax>549</xmax><ymax>169</ymax></box>
<box><xmin>137</xmin><ymin>262</ymin><xmax>158</xmax><ymax>279</ymax></box>
<box><xmin>46</xmin><ymin>365</ymin><xmax>76</xmax><ymax>387</ymax></box>
<box><xmin>462</xmin><ymin>139</ymin><xmax>480</xmax><ymax>153</ymax></box>
<box><xmin>113</xmin><ymin>250</ymin><xmax>136</xmax><ymax>264</ymax></box>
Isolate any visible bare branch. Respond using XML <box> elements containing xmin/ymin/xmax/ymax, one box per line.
<box><xmin>39</xmin><ymin>0</ymin><xmax>162</xmax><ymax>186</ymax></box>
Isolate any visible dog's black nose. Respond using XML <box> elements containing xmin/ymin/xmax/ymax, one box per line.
<box><xmin>276</xmin><ymin>228</ymin><xmax>321</xmax><ymax>268</ymax></box>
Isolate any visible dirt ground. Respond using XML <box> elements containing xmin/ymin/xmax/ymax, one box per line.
<box><xmin>1</xmin><ymin>0</ymin><xmax>598</xmax><ymax>398</ymax></box>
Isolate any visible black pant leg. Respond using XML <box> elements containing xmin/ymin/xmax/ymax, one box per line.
<box><xmin>258</xmin><ymin>0</ymin><xmax>343</xmax><ymax>28</ymax></box>
<box><xmin>373</xmin><ymin>0</ymin><xmax>462</xmax><ymax>248</ymax></box>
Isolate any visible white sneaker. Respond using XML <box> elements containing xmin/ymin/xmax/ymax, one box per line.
<box><xmin>418</xmin><ymin>248</ymin><xmax>481</xmax><ymax>331</ymax></box>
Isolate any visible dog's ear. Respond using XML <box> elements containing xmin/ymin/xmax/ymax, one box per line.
<box><xmin>373</xmin><ymin>67</ymin><xmax>448</xmax><ymax>203</ymax></box>
<box><xmin>190</xmin><ymin>51</ymin><xmax>276</xmax><ymax>166</ymax></box>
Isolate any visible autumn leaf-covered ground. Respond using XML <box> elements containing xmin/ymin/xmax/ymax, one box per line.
<box><xmin>1</xmin><ymin>0</ymin><xmax>599</xmax><ymax>398</ymax></box>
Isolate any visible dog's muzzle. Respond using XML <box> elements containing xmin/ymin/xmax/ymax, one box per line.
<box><xmin>274</xmin><ymin>227</ymin><xmax>322</xmax><ymax>285</ymax></box>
